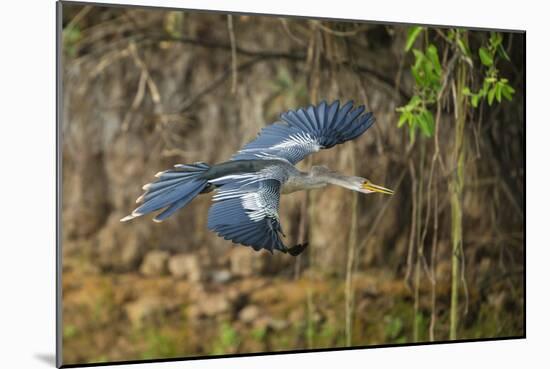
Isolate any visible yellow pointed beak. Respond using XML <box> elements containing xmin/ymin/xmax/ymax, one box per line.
<box><xmin>361</xmin><ymin>181</ymin><xmax>394</xmax><ymax>195</ymax></box>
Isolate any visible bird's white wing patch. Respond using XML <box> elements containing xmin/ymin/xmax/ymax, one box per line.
<box><xmin>270</xmin><ymin>132</ymin><xmax>320</xmax><ymax>151</ymax></box>
<box><xmin>207</xmin><ymin>179</ymin><xmax>286</xmax><ymax>252</ymax></box>
<box><xmin>231</xmin><ymin>100</ymin><xmax>375</xmax><ymax>164</ymax></box>
<box><xmin>212</xmin><ymin>181</ymin><xmax>270</xmax><ymax>224</ymax></box>
<box><xmin>240</xmin><ymin>192</ymin><xmax>268</xmax><ymax>222</ymax></box>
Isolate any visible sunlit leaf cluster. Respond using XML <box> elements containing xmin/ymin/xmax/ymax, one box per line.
<box><xmin>397</xmin><ymin>27</ymin><xmax>441</xmax><ymax>140</ymax></box>
<box><xmin>463</xmin><ymin>33</ymin><xmax>515</xmax><ymax>107</ymax></box>
<box><xmin>397</xmin><ymin>28</ymin><xmax>516</xmax><ymax>141</ymax></box>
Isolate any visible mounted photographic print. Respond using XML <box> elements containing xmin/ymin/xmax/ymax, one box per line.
<box><xmin>57</xmin><ymin>1</ymin><xmax>525</xmax><ymax>366</ymax></box>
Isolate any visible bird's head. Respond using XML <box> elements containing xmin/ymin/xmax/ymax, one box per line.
<box><xmin>310</xmin><ymin>165</ymin><xmax>394</xmax><ymax>195</ymax></box>
<box><xmin>358</xmin><ymin>179</ymin><xmax>395</xmax><ymax>195</ymax></box>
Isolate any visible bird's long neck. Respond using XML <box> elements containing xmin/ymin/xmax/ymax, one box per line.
<box><xmin>281</xmin><ymin>170</ymin><xmax>357</xmax><ymax>194</ymax></box>
<box><xmin>281</xmin><ymin>171</ymin><xmax>327</xmax><ymax>194</ymax></box>
<box><xmin>318</xmin><ymin>172</ymin><xmax>361</xmax><ymax>191</ymax></box>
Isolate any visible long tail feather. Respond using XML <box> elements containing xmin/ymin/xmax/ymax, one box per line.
<box><xmin>121</xmin><ymin>162</ymin><xmax>210</xmax><ymax>222</ymax></box>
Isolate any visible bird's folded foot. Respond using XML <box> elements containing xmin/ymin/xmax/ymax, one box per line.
<box><xmin>285</xmin><ymin>242</ymin><xmax>308</xmax><ymax>256</ymax></box>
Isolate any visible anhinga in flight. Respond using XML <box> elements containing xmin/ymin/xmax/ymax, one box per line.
<box><xmin>122</xmin><ymin>100</ymin><xmax>394</xmax><ymax>256</ymax></box>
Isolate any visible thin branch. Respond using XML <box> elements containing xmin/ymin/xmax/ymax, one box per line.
<box><xmin>404</xmin><ymin>160</ymin><xmax>417</xmax><ymax>289</ymax></box>
<box><xmin>145</xmin><ymin>33</ymin><xmax>305</xmax><ymax>61</ymax></box>
<box><xmin>227</xmin><ymin>15</ymin><xmax>238</xmax><ymax>94</ymax></box>
<box><xmin>434</xmin><ymin>47</ymin><xmax>460</xmax><ymax>172</ymax></box>
<box><xmin>429</xmin><ymin>164</ymin><xmax>439</xmax><ymax>341</ymax></box>
<box><xmin>89</xmin><ymin>46</ymin><xmax>131</xmax><ymax>78</ymax></box>
<box><xmin>71</xmin><ymin>27</ymin><xmax>411</xmax><ymax>101</ymax></box>
<box><xmin>345</xmin><ymin>142</ymin><xmax>359</xmax><ymax>347</ymax></box>
<box><xmin>314</xmin><ymin>20</ymin><xmax>369</xmax><ymax>37</ymax></box>
<box><xmin>413</xmin><ymin>143</ymin><xmax>426</xmax><ymax>342</ymax></box>
<box><xmin>460</xmin><ymin>237</ymin><xmax>469</xmax><ymax>317</ymax></box>
<box><xmin>354</xmin><ymin>64</ymin><xmax>411</xmax><ymax>101</ymax></box>
<box><xmin>294</xmin><ymin>190</ymin><xmax>308</xmax><ymax>280</ymax></box>
<box><xmin>142</xmin><ymin>34</ymin><xmax>411</xmax><ymax>101</ymax></box>
<box><xmin>116</xmin><ymin>42</ymin><xmax>162</xmax><ymax>131</ymax></box>
<box><xmin>279</xmin><ymin>18</ymin><xmax>307</xmax><ymax>46</ymax></box>
<box><xmin>354</xmin><ymin>167</ymin><xmax>408</xmax><ymax>272</ymax></box>
<box><xmin>121</xmin><ymin>69</ymin><xmax>147</xmax><ymax>131</ymax></box>
<box><xmin>178</xmin><ymin>56</ymin><xmax>268</xmax><ymax>113</ymax></box>
<box><xmin>128</xmin><ymin>42</ymin><xmax>161</xmax><ymax>104</ymax></box>
<box><xmin>64</xmin><ymin>5</ymin><xmax>93</xmax><ymax>31</ymax></box>
<box><xmin>498</xmin><ymin>179</ymin><xmax>524</xmax><ymax>219</ymax></box>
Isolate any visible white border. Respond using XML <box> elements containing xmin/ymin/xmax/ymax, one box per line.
<box><xmin>1</xmin><ymin>0</ymin><xmax>546</xmax><ymax>368</ymax></box>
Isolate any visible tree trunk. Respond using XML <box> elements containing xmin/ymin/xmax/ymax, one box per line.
<box><xmin>449</xmin><ymin>61</ymin><xmax>467</xmax><ymax>340</ymax></box>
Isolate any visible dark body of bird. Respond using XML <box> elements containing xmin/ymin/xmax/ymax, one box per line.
<box><xmin>121</xmin><ymin>100</ymin><xmax>393</xmax><ymax>255</ymax></box>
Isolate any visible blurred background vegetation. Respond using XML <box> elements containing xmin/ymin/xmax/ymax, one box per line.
<box><xmin>60</xmin><ymin>3</ymin><xmax>524</xmax><ymax>365</ymax></box>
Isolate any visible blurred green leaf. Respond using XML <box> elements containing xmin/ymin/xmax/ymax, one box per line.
<box><xmin>164</xmin><ymin>11</ymin><xmax>184</xmax><ymax>38</ymax></box>
<box><xmin>409</xmin><ymin>124</ymin><xmax>416</xmax><ymax>143</ymax></box>
<box><xmin>456</xmin><ymin>37</ymin><xmax>471</xmax><ymax>58</ymax></box>
<box><xmin>398</xmin><ymin>112</ymin><xmax>408</xmax><ymax>128</ymax></box>
<box><xmin>251</xmin><ymin>327</ymin><xmax>267</xmax><ymax>341</ymax></box>
<box><xmin>63</xmin><ymin>25</ymin><xmax>81</xmax><ymax>57</ymax></box>
<box><xmin>405</xmin><ymin>26</ymin><xmax>424</xmax><ymax>51</ymax></box>
<box><xmin>471</xmin><ymin>93</ymin><xmax>480</xmax><ymax>108</ymax></box>
<box><xmin>63</xmin><ymin>26</ymin><xmax>81</xmax><ymax>43</ymax></box>
<box><xmin>63</xmin><ymin>324</ymin><xmax>78</xmax><ymax>339</ymax></box>
<box><xmin>426</xmin><ymin>44</ymin><xmax>442</xmax><ymax>76</ymax></box>
<box><xmin>482</xmin><ymin>79</ymin><xmax>490</xmax><ymax>95</ymax></box>
<box><xmin>498</xmin><ymin>43</ymin><xmax>511</xmax><ymax>61</ymax></box>
<box><xmin>211</xmin><ymin>322</ymin><xmax>240</xmax><ymax>355</ymax></box>
<box><xmin>501</xmin><ymin>84</ymin><xmax>515</xmax><ymax>101</ymax></box>
<box><xmin>495</xmin><ymin>82</ymin><xmax>503</xmax><ymax>102</ymax></box>
<box><xmin>488</xmin><ymin>87</ymin><xmax>496</xmax><ymax>105</ymax></box>
<box><xmin>479</xmin><ymin>47</ymin><xmax>493</xmax><ymax>66</ymax></box>
<box><xmin>490</xmin><ymin>32</ymin><xmax>503</xmax><ymax>49</ymax></box>
<box><xmin>412</xmin><ymin>49</ymin><xmax>425</xmax><ymax>75</ymax></box>
<box><xmin>384</xmin><ymin>316</ymin><xmax>404</xmax><ymax>340</ymax></box>
<box><xmin>418</xmin><ymin>109</ymin><xmax>435</xmax><ymax>137</ymax></box>
<box><xmin>409</xmin><ymin>95</ymin><xmax>422</xmax><ymax>108</ymax></box>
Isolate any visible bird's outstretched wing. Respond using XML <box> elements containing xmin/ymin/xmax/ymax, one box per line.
<box><xmin>231</xmin><ymin>100</ymin><xmax>375</xmax><ymax>164</ymax></box>
<box><xmin>207</xmin><ymin>178</ymin><xmax>301</xmax><ymax>253</ymax></box>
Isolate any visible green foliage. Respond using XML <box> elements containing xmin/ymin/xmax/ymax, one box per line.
<box><xmin>478</xmin><ymin>47</ymin><xmax>493</xmax><ymax>66</ymax></box>
<box><xmin>384</xmin><ymin>315</ymin><xmax>404</xmax><ymax>341</ymax></box>
<box><xmin>210</xmin><ymin>322</ymin><xmax>240</xmax><ymax>355</ymax></box>
<box><xmin>398</xmin><ymin>30</ymin><xmax>515</xmax><ymax>141</ymax></box>
<box><xmin>319</xmin><ymin>322</ymin><xmax>337</xmax><ymax>345</ymax></box>
<box><xmin>141</xmin><ymin>329</ymin><xmax>178</xmax><ymax>359</ymax></box>
<box><xmin>164</xmin><ymin>11</ymin><xmax>184</xmax><ymax>38</ymax></box>
<box><xmin>63</xmin><ymin>324</ymin><xmax>78</xmax><ymax>339</ymax></box>
<box><xmin>397</xmin><ymin>96</ymin><xmax>436</xmax><ymax>140</ymax></box>
<box><xmin>250</xmin><ymin>326</ymin><xmax>267</xmax><ymax>341</ymax></box>
<box><xmin>444</xmin><ymin>29</ymin><xmax>474</xmax><ymax>66</ymax></box>
<box><xmin>463</xmin><ymin>33</ymin><xmax>515</xmax><ymax>107</ymax></box>
<box><xmin>414</xmin><ymin>312</ymin><xmax>428</xmax><ymax>341</ymax></box>
<box><xmin>63</xmin><ymin>25</ymin><xmax>81</xmax><ymax>57</ymax></box>
<box><xmin>405</xmin><ymin>26</ymin><xmax>424</xmax><ymax>51</ymax></box>
<box><xmin>397</xmin><ymin>33</ymin><xmax>442</xmax><ymax>140</ymax></box>
<box><xmin>411</xmin><ymin>45</ymin><xmax>442</xmax><ymax>91</ymax></box>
